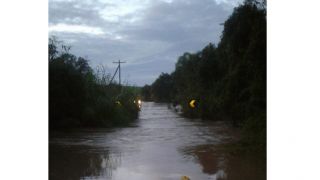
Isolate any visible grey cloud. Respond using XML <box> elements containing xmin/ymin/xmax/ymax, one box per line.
<box><xmin>49</xmin><ymin>0</ymin><xmax>111</xmax><ymax>26</ymax></box>
<box><xmin>49</xmin><ymin>0</ymin><xmax>239</xmax><ymax>86</ymax></box>
<box><xmin>120</xmin><ymin>0</ymin><xmax>232</xmax><ymax>42</ymax></box>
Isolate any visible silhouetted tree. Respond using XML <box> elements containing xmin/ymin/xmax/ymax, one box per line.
<box><xmin>151</xmin><ymin>73</ymin><xmax>174</xmax><ymax>102</ymax></box>
<box><xmin>150</xmin><ymin>1</ymin><xmax>266</xmax><ymax>146</ymax></box>
<box><xmin>141</xmin><ymin>85</ymin><xmax>152</xmax><ymax>101</ymax></box>
<box><xmin>49</xmin><ymin>38</ymin><xmax>139</xmax><ymax>129</ymax></box>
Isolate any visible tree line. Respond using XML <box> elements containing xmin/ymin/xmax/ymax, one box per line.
<box><xmin>49</xmin><ymin>37</ymin><xmax>140</xmax><ymax>129</ymax></box>
<box><xmin>142</xmin><ymin>0</ymin><xmax>266</xmax><ymax>146</ymax></box>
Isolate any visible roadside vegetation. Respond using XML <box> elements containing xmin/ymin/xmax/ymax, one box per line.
<box><xmin>49</xmin><ymin>37</ymin><xmax>140</xmax><ymax>129</ymax></box>
<box><xmin>143</xmin><ymin>0</ymin><xmax>266</xmax><ymax>148</ymax></box>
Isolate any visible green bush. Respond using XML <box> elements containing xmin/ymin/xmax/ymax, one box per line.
<box><xmin>49</xmin><ymin>38</ymin><xmax>140</xmax><ymax>129</ymax></box>
<box><xmin>149</xmin><ymin>0</ymin><xmax>266</xmax><ymax>146</ymax></box>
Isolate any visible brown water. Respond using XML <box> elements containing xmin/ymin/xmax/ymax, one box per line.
<box><xmin>49</xmin><ymin>102</ymin><xmax>265</xmax><ymax>180</ymax></box>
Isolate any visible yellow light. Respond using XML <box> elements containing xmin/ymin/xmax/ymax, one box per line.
<box><xmin>138</xmin><ymin>99</ymin><xmax>141</xmax><ymax>105</ymax></box>
<box><xmin>189</xmin><ymin>99</ymin><xmax>196</xmax><ymax>108</ymax></box>
<box><xmin>181</xmin><ymin>176</ymin><xmax>190</xmax><ymax>180</ymax></box>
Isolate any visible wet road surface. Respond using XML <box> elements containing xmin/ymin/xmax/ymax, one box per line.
<box><xmin>50</xmin><ymin>102</ymin><xmax>265</xmax><ymax>180</ymax></box>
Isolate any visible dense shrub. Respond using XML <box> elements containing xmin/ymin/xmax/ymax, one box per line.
<box><xmin>147</xmin><ymin>0</ymin><xmax>266</xmax><ymax>146</ymax></box>
<box><xmin>49</xmin><ymin>38</ymin><xmax>140</xmax><ymax>129</ymax></box>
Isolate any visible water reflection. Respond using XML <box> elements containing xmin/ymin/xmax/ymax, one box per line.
<box><xmin>181</xmin><ymin>144</ymin><xmax>266</xmax><ymax>180</ymax></box>
<box><xmin>49</xmin><ymin>145</ymin><xmax>121</xmax><ymax>180</ymax></box>
<box><xmin>49</xmin><ymin>102</ymin><xmax>265</xmax><ymax>180</ymax></box>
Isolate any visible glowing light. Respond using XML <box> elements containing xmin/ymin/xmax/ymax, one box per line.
<box><xmin>115</xmin><ymin>101</ymin><xmax>121</xmax><ymax>106</ymax></box>
<box><xmin>189</xmin><ymin>99</ymin><xmax>196</xmax><ymax>108</ymax></box>
<box><xmin>181</xmin><ymin>176</ymin><xmax>190</xmax><ymax>180</ymax></box>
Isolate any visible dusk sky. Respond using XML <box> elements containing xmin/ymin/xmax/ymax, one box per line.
<box><xmin>49</xmin><ymin>0</ymin><xmax>243</xmax><ymax>86</ymax></box>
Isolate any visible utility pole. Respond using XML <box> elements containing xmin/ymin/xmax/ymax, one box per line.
<box><xmin>111</xmin><ymin>60</ymin><xmax>126</xmax><ymax>86</ymax></box>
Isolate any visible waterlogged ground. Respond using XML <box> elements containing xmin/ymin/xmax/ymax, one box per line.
<box><xmin>49</xmin><ymin>102</ymin><xmax>265</xmax><ymax>180</ymax></box>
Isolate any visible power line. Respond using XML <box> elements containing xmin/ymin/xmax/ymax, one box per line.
<box><xmin>111</xmin><ymin>60</ymin><xmax>126</xmax><ymax>85</ymax></box>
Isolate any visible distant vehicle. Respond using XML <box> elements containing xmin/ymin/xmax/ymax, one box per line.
<box><xmin>134</xmin><ymin>99</ymin><xmax>142</xmax><ymax>110</ymax></box>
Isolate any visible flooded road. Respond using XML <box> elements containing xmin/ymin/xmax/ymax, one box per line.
<box><xmin>50</xmin><ymin>102</ymin><xmax>265</xmax><ymax>180</ymax></box>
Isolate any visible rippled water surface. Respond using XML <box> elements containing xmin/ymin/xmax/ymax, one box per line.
<box><xmin>50</xmin><ymin>102</ymin><xmax>265</xmax><ymax>180</ymax></box>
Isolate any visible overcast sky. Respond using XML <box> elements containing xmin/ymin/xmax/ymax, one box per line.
<box><xmin>49</xmin><ymin>0</ymin><xmax>243</xmax><ymax>86</ymax></box>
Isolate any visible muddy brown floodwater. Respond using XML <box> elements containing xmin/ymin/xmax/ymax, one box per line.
<box><xmin>50</xmin><ymin>102</ymin><xmax>265</xmax><ymax>180</ymax></box>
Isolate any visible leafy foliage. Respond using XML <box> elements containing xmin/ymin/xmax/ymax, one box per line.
<box><xmin>49</xmin><ymin>38</ymin><xmax>140</xmax><ymax>129</ymax></box>
<box><xmin>141</xmin><ymin>85</ymin><xmax>152</xmax><ymax>101</ymax></box>
<box><xmin>148</xmin><ymin>1</ymin><xmax>266</xmax><ymax>146</ymax></box>
<box><xmin>151</xmin><ymin>73</ymin><xmax>174</xmax><ymax>102</ymax></box>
